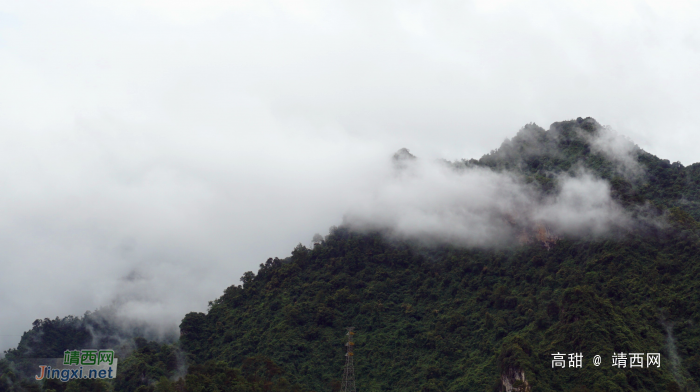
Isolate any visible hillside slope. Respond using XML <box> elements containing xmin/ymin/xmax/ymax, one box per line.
<box><xmin>3</xmin><ymin>118</ymin><xmax>700</xmax><ymax>392</ymax></box>
<box><xmin>180</xmin><ymin>226</ymin><xmax>700</xmax><ymax>391</ymax></box>
<box><xmin>177</xmin><ymin>118</ymin><xmax>700</xmax><ymax>391</ymax></box>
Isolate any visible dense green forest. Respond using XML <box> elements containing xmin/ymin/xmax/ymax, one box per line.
<box><xmin>3</xmin><ymin>118</ymin><xmax>700</xmax><ymax>391</ymax></box>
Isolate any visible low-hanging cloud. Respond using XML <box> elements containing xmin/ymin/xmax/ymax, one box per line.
<box><xmin>345</xmin><ymin>151</ymin><xmax>632</xmax><ymax>246</ymax></box>
<box><xmin>583</xmin><ymin>125</ymin><xmax>644</xmax><ymax>178</ymax></box>
<box><xmin>0</xmin><ymin>115</ymin><xmax>389</xmax><ymax>354</ymax></box>
<box><xmin>535</xmin><ymin>171</ymin><xmax>631</xmax><ymax>235</ymax></box>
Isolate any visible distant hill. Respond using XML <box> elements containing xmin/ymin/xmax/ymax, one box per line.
<box><xmin>3</xmin><ymin>118</ymin><xmax>700</xmax><ymax>392</ymax></box>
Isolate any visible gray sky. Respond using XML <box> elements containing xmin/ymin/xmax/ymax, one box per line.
<box><xmin>1</xmin><ymin>0</ymin><xmax>700</xmax><ymax>352</ymax></box>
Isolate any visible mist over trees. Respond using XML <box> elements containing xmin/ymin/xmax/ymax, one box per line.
<box><xmin>3</xmin><ymin>118</ymin><xmax>700</xmax><ymax>391</ymax></box>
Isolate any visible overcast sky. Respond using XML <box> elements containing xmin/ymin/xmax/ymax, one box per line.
<box><xmin>1</xmin><ymin>0</ymin><xmax>700</xmax><ymax>353</ymax></box>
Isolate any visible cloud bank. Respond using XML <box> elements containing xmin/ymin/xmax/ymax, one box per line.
<box><xmin>345</xmin><ymin>151</ymin><xmax>632</xmax><ymax>247</ymax></box>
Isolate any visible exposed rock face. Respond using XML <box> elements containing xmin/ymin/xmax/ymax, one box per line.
<box><xmin>501</xmin><ymin>368</ymin><xmax>531</xmax><ymax>392</ymax></box>
<box><xmin>516</xmin><ymin>223</ymin><xmax>559</xmax><ymax>250</ymax></box>
<box><xmin>535</xmin><ymin>224</ymin><xmax>559</xmax><ymax>250</ymax></box>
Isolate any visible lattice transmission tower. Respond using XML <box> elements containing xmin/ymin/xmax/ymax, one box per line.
<box><xmin>341</xmin><ymin>327</ymin><xmax>356</xmax><ymax>392</ymax></box>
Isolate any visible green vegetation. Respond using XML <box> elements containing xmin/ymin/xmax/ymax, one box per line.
<box><xmin>3</xmin><ymin>118</ymin><xmax>700</xmax><ymax>391</ymax></box>
<box><xmin>179</xmin><ymin>224</ymin><xmax>699</xmax><ymax>391</ymax></box>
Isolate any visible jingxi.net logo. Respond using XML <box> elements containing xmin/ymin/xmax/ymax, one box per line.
<box><xmin>34</xmin><ymin>349</ymin><xmax>118</xmax><ymax>382</ymax></box>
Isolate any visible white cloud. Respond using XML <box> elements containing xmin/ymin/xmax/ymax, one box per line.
<box><xmin>345</xmin><ymin>157</ymin><xmax>630</xmax><ymax>246</ymax></box>
<box><xmin>535</xmin><ymin>172</ymin><xmax>631</xmax><ymax>236</ymax></box>
<box><xmin>585</xmin><ymin>125</ymin><xmax>643</xmax><ymax>178</ymax></box>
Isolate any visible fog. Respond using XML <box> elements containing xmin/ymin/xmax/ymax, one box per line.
<box><xmin>345</xmin><ymin>139</ymin><xmax>633</xmax><ymax>247</ymax></box>
<box><xmin>2</xmin><ymin>0</ymin><xmax>700</xmax><ymax>352</ymax></box>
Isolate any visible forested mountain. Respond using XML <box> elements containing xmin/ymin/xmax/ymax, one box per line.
<box><xmin>3</xmin><ymin>118</ymin><xmax>700</xmax><ymax>391</ymax></box>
